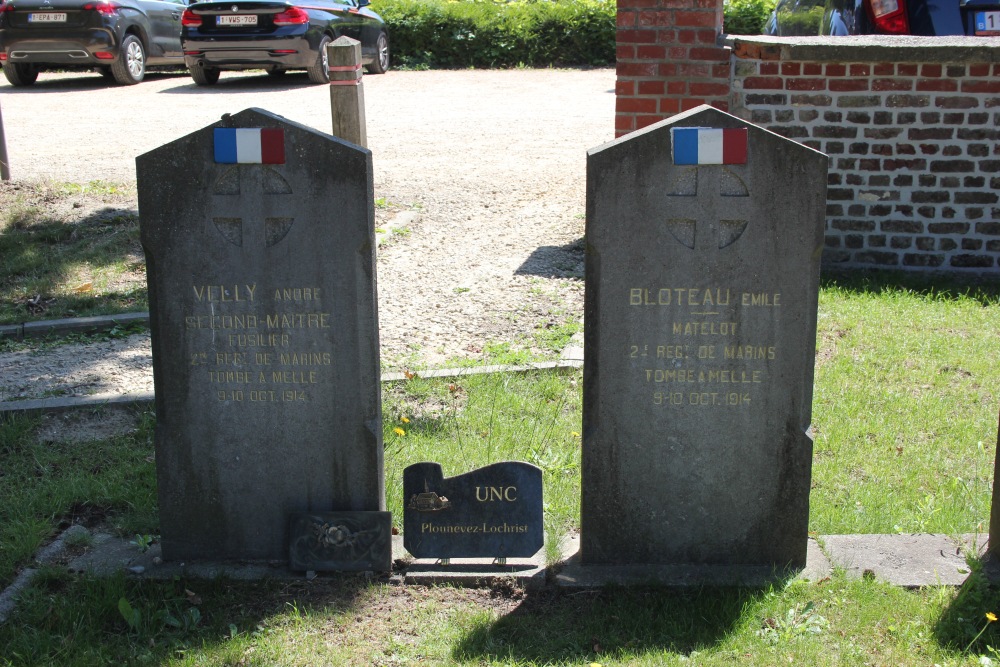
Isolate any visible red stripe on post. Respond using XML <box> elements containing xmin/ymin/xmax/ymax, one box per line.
<box><xmin>722</xmin><ymin>128</ymin><xmax>747</xmax><ymax>164</ymax></box>
<box><xmin>260</xmin><ymin>128</ymin><xmax>285</xmax><ymax>164</ymax></box>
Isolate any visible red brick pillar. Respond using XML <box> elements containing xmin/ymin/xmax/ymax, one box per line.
<box><xmin>616</xmin><ymin>0</ymin><xmax>731</xmax><ymax>137</ymax></box>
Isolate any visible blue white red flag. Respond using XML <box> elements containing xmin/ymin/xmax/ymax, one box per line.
<box><xmin>671</xmin><ymin>127</ymin><xmax>748</xmax><ymax>165</ymax></box>
<box><xmin>214</xmin><ymin>128</ymin><xmax>285</xmax><ymax>164</ymax></box>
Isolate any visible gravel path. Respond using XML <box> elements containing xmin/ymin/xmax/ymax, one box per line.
<box><xmin>0</xmin><ymin>68</ymin><xmax>615</xmax><ymax>401</ymax></box>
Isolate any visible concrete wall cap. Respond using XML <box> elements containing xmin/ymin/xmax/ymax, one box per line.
<box><xmin>724</xmin><ymin>35</ymin><xmax>1000</xmax><ymax>64</ymax></box>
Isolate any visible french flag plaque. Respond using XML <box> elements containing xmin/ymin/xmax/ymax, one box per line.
<box><xmin>671</xmin><ymin>127</ymin><xmax>748</xmax><ymax>165</ymax></box>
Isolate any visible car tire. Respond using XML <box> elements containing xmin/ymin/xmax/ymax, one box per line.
<box><xmin>2</xmin><ymin>62</ymin><xmax>39</xmax><ymax>86</ymax></box>
<box><xmin>111</xmin><ymin>34</ymin><xmax>145</xmax><ymax>85</ymax></box>
<box><xmin>366</xmin><ymin>31</ymin><xmax>389</xmax><ymax>74</ymax></box>
<box><xmin>306</xmin><ymin>34</ymin><xmax>332</xmax><ymax>84</ymax></box>
<box><xmin>190</xmin><ymin>65</ymin><xmax>221</xmax><ymax>86</ymax></box>
<box><xmin>266</xmin><ymin>68</ymin><xmax>287</xmax><ymax>78</ymax></box>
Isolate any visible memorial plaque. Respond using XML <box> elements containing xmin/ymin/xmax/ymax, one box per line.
<box><xmin>403</xmin><ymin>462</ymin><xmax>543</xmax><ymax>559</ymax></box>
<box><xmin>289</xmin><ymin>512</ymin><xmax>392</xmax><ymax>572</ymax></box>
<box><xmin>582</xmin><ymin>105</ymin><xmax>827</xmax><ymax>567</ymax></box>
<box><xmin>138</xmin><ymin>108</ymin><xmax>383</xmax><ymax>561</ymax></box>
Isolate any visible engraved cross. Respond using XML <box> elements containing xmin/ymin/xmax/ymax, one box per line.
<box><xmin>210</xmin><ymin>165</ymin><xmax>295</xmax><ymax>253</ymax></box>
<box><xmin>661</xmin><ymin>166</ymin><xmax>750</xmax><ymax>253</ymax></box>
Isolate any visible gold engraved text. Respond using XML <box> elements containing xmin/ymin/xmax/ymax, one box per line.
<box><xmin>629</xmin><ymin>288</ymin><xmax>731</xmax><ymax>306</ymax></box>
<box><xmin>273</xmin><ymin>287</ymin><xmax>321</xmax><ymax>301</ymax></box>
<box><xmin>265</xmin><ymin>313</ymin><xmax>331</xmax><ymax>329</ymax></box>
<box><xmin>724</xmin><ymin>346</ymin><xmax>776</xmax><ymax>360</ymax></box>
<box><xmin>192</xmin><ymin>284</ymin><xmax>256</xmax><ymax>302</ymax></box>
<box><xmin>475</xmin><ymin>486</ymin><xmax>518</xmax><ymax>502</ymax></box>
<box><xmin>672</xmin><ymin>322</ymin><xmax>738</xmax><ymax>336</ymax></box>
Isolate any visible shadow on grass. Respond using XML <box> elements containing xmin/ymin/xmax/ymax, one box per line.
<box><xmin>0</xmin><ymin>202</ymin><xmax>147</xmax><ymax>324</ymax></box>
<box><xmin>453</xmin><ymin>584</ymin><xmax>778</xmax><ymax>663</ymax></box>
<box><xmin>933</xmin><ymin>561</ymin><xmax>1000</xmax><ymax>656</ymax></box>
<box><xmin>821</xmin><ymin>268</ymin><xmax>1000</xmax><ymax>306</ymax></box>
<box><xmin>0</xmin><ymin>570</ymin><xmax>377</xmax><ymax>665</ymax></box>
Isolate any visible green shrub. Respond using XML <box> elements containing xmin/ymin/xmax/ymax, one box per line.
<box><xmin>723</xmin><ymin>0</ymin><xmax>776</xmax><ymax>34</ymax></box>
<box><xmin>773</xmin><ymin>4</ymin><xmax>824</xmax><ymax>34</ymax></box>
<box><xmin>371</xmin><ymin>0</ymin><xmax>615</xmax><ymax>69</ymax></box>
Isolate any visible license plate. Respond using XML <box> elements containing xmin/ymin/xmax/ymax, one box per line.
<box><xmin>28</xmin><ymin>12</ymin><xmax>67</xmax><ymax>22</ymax></box>
<box><xmin>974</xmin><ymin>10</ymin><xmax>1000</xmax><ymax>35</ymax></box>
<box><xmin>216</xmin><ymin>14</ymin><xmax>257</xmax><ymax>26</ymax></box>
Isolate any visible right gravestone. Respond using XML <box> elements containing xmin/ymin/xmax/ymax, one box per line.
<box><xmin>582</xmin><ymin>105</ymin><xmax>827</xmax><ymax>568</ymax></box>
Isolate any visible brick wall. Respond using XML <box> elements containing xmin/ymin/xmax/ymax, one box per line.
<box><xmin>615</xmin><ymin>2</ymin><xmax>1000</xmax><ymax>272</ymax></box>
<box><xmin>615</xmin><ymin>0</ymin><xmax>731</xmax><ymax>136</ymax></box>
<box><xmin>729</xmin><ymin>38</ymin><xmax>1000</xmax><ymax>272</ymax></box>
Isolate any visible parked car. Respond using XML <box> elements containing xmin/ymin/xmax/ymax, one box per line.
<box><xmin>0</xmin><ymin>0</ymin><xmax>188</xmax><ymax>86</ymax></box>
<box><xmin>765</xmin><ymin>0</ymin><xmax>1000</xmax><ymax>35</ymax></box>
<box><xmin>180</xmin><ymin>0</ymin><xmax>388</xmax><ymax>85</ymax></box>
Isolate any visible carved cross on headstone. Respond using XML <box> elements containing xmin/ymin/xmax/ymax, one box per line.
<box><xmin>661</xmin><ymin>166</ymin><xmax>750</xmax><ymax>252</ymax></box>
<box><xmin>211</xmin><ymin>165</ymin><xmax>295</xmax><ymax>250</ymax></box>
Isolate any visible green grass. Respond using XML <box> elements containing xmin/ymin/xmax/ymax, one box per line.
<box><xmin>0</xmin><ymin>181</ymin><xmax>147</xmax><ymax>324</ymax></box>
<box><xmin>811</xmin><ymin>274</ymin><xmax>1000</xmax><ymax>536</ymax></box>
<box><xmin>1</xmin><ymin>274</ymin><xmax>1000</xmax><ymax>664</ymax></box>
<box><xmin>4</xmin><ymin>564</ymin><xmax>1000</xmax><ymax>665</ymax></box>
<box><xmin>0</xmin><ymin>410</ymin><xmax>159</xmax><ymax>590</ymax></box>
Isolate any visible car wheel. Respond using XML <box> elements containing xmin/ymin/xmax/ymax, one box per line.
<box><xmin>366</xmin><ymin>31</ymin><xmax>389</xmax><ymax>74</ymax></box>
<box><xmin>190</xmin><ymin>65</ymin><xmax>221</xmax><ymax>86</ymax></box>
<box><xmin>111</xmin><ymin>34</ymin><xmax>145</xmax><ymax>85</ymax></box>
<box><xmin>306</xmin><ymin>34</ymin><xmax>332</xmax><ymax>84</ymax></box>
<box><xmin>2</xmin><ymin>62</ymin><xmax>39</xmax><ymax>86</ymax></box>
<box><xmin>266</xmin><ymin>68</ymin><xmax>287</xmax><ymax>78</ymax></box>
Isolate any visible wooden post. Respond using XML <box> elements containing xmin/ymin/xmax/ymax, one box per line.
<box><xmin>0</xmin><ymin>99</ymin><xmax>10</xmax><ymax>181</ymax></box>
<box><xmin>328</xmin><ymin>36</ymin><xmax>366</xmax><ymax>148</ymax></box>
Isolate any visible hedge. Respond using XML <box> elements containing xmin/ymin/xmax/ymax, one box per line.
<box><xmin>370</xmin><ymin>0</ymin><xmax>616</xmax><ymax>69</ymax></box>
<box><xmin>369</xmin><ymin>0</ymin><xmax>771</xmax><ymax>70</ymax></box>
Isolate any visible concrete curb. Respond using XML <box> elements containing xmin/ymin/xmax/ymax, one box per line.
<box><xmin>0</xmin><ymin>311</ymin><xmax>149</xmax><ymax>342</ymax></box>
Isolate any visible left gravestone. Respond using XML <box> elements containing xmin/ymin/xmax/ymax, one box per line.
<box><xmin>137</xmin><ymin>108</ymin><xmax>383</xmax><ymax>562</ymax></box>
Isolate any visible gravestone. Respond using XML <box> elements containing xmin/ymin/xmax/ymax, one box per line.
<box><xmin>582</xmin><ymin>105</ymin><xmax>827</xmax><ymax>568</ymax></box>
<box><xmin>137</xmin><ymin>108</ymin><xmax>383</xmax><ymax>562</ymax></box>
<box><xmin>403</xmin><ymin>462</ymin><xmax>543</xmax><ymax>559</ymax></box>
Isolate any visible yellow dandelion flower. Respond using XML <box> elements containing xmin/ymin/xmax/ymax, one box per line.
<box><xmin>571</xmin><ymin>432</ymin><xmax>581</xmax><ymax>438</ymax></box>
<box><xmin>401</xmin><ymin>417</ymin><xmax>410</xmax><ymax>423</ymax></box>
<box><xmin>988</xmin><ymin>612</ymin><xmax>998</xmax><ymax>622</ymax></box>
<box><xmin>393</xmin><ymin>427</ymin><xmax>406</xmax><ymax>436</ymax></box>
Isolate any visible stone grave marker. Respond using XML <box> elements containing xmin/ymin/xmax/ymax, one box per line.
<box><xmin>137</xmin><ymin>108</ymin><xmax>383</xmax><ymax>562</ymax></box>
<box><xmin>403</xmin><ymin>462</ymin><xmax>543</xmax><ymax>559</ymax></box>
<box><xmin>581</xmin><ymin>105</ymin><xmax>827</xmax><ymax>568</ymax></box>
<box><xmin>289</xmin><ymin>511</ymin><xmax>392</xmax><ymax>571</ymax></box>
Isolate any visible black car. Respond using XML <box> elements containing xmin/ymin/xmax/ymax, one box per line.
<box><xmin>0</xmin><ymin>0</ymin><xmax>188</xmax><ymax>86</ymax></box>
<box><xmin>180</xmin><ymin>0</ymin><xmax>388</xmax><ymax>85</ymax></box>
<box><xmin>766</xmin><ymin>0</ymin><xmax>1000</xmax><ymax>35</ymax></box>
